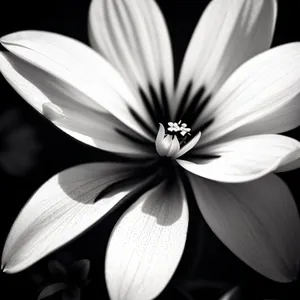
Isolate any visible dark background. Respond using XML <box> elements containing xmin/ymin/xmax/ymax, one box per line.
<box><xmin>0</xmin><ymin>0</ymin><xmax>300</xmax><ymax>299</ymax></box>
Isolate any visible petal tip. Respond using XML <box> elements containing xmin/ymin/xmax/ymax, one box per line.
<box><xmin>0</xmin><ymin>31</ymin><xmax>19</xmax><ymax>45</ymax></box>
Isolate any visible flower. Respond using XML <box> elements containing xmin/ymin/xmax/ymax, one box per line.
<box><xmin>1</xmin><ymin>0</ymin><xmax>300</xmax><ymax>300</ymax></box>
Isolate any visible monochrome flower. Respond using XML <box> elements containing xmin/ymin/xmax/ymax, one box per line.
<box><xmin>1</xmin><ymin>1</ymin><xmax>300</xmax><ymax>300</ymax></box>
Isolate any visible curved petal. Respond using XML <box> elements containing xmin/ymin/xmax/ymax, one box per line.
<box><xmin>188</xmin><ymin>173</ymin><xmax>300</xmax><ymax>282</ymax></box>
<box><xmin>2</xmin><ymin>163</ymin><xmax>143</xmax><ymax>273</ymax></box>
<box><xmin>38</xmin><ymin>283</ymin><xmax>68</xmax><ymax>300</ymax></box>
<box><xmin>218</xmin><ymin>94</ymin><xmax>300</xmax><ymax>142</ymax></box>
<box><xmin>174</xmin><ymin>132</ymin><xmax>201</xmax><ymax>159</ymax></box>
<box><xmin>105</xmin><ymin>179</ymin><xmax>188</xmax><ymax>300</ymax></box>
<box><xmin>62</xmin><ymin>287</ymin><xmax>80</xmax><ymax>300</ymax></box>
<box><xmin>178</xmin><ymin>134</ymin><xmax>300</xmax><ymax>183</ymax></box>
<box><xmin>155</xmin><ymin>123</ymin><xmax>166</xmax><ymax>156</ymax></box>
<box><xmin>176</xmin><ymin>0</ymin><xmax>277</xmax><ymax>106</ymax></box>
<box><xmin>0</xmin><ymin>52</ymin><xmax>154</xmax><ymax>156</ymax></box>
<box><xmin>276</xmin><ymin>149</ymin><xmax>300</xmax><ymax>173</ymax></box>
<box><xmin>69</xmin><ymin>259</ymin><xmax>90</xmax><ymax>282</ymax></box>
<box><xmin>0</xmin><ymin>31</ymin><xmax>153</xmax><ymax>141</ymax></box>
<box><xmin>89</xmin><ymin>0</ymin><xmax>175</xmax><ymax>117</ymax></box>
<box><xmin>197</xmin><ymin>43</ymin><xmax>300</xmax><ymax>146</ymax></box>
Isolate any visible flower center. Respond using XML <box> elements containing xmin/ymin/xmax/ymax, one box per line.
<box><xmin>167</xmin><ymin>120</ymin><xmax>191</xmax><ymax>145</ymax></box>
<box><xmin>155</xmin><ymin>121</ymin><xmax>201</xmax><ymax>159</ymax></box>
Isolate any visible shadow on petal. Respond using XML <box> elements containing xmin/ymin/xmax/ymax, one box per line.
<box><xmin>141</xmin><ymin>180</ymin><xmax>184</xmax><ymax>226</ymax></box>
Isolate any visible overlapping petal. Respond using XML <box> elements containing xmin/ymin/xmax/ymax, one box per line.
<box><xmin>89</xmin><ymin>0</ymin><xmax>174</xmax><ymax>117</ymax></box>
<box><xmin>0</xmin><ymin>52</ymin><xmax>154</xmax><ymax>156</ymax></box>
<box><xmin>1</xmin><ymin>1</ymin><xmax>300</xmax><ymax>297</ymax></box>
<box><xmin>178</xmin><ymin>134</ymin><xmax>300</xmax><ymax>183</ymax></box>
<box><xmin>173</xmin><ymin>132</ymin><xmax>201</xmax><ymax>159</ymax></box>
<box><xmin>176</xmin><ymin>0</ymin><xmax>277</xmax><ymax>106</ymax></box>
<box><xmin>0</xmin><ymin>31</ymin><xmax>154</xmax><ymax>141</ymax></box>
<box><xmin>196</xmin><ymin>43</ymin><xmax>300</xmax><ymax>146</ymax></box>
<box><xmin>1</xmin><ymin>163</ymin><xmax>143</xmax><ymax>273</ymax></box>
<box><xmin>105</xmin><ymin>179</ymin><xmax>188</xmax><ymax>300</ymax></box>
<box><xmin>189</xmin><ymin>173</ymin><xmax>300</xmax><ymax>282</ymax></box>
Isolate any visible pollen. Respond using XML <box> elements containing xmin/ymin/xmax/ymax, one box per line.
<box><xmin>156</xmin><ymin>123</ymin><xmax>201</xmax><ymax>159</ymax></box>
<box><xmin>167</xmin><ymin>120</ymin><xmax>191</xmax><ymax>136</ymax></box>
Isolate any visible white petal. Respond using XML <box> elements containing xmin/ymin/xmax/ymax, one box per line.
<box><xmin>174</xmin><ymin>132</ymin><xmax>201</xmax><ymax>159</ymax></box>
<box><xmin>276</xmin><ymin>149</ymin><xmax>300</xmax><ymax>173</ymax></box>
<box><xmin>179</xmin><ymin>134</ymin><xmax>300</xmax><ymax>183</ymax></box>
<box><xmin>176</xmin><ymin>0</ymin><xmax>277</xmax><ymax>105</ymax></box>
<box><xmin>2</xmin><ymin>163</ymin><xmax>143</xmax><ymax>273</ymax></box>
<box><xmin>155</xmin><ymin>123</ymin><xmax>166</xmax><ymax>156</ymax></box>
<box><xmin>0</xmin><ymin>52</ymin><xmax>154</xmax><ymax>156</ymax></box>
<box><xmin>167</xmin><ymin>136</ymin><xmax>180</xmax><ymax>157</ymax></box>
<box><xmin>89</xmin><ymin>0</ymin><xmax>175</xmax><ymax>117</ymax></box>
<box><xmin>218</xmin><ymin>94</ymin><xmax>300</xmax><ymax>141</ymax></box>
<box><xmin>105</xmin><ymin>179</ymin><xmax>188</xmax><ymax>300</ymax></box>
<box><xmin>0</xmin><ymin>31</ymin><xmax>153</xmax><ymax>140</ymax></box>
<box><xmin>197</xmin><ymin>43</ymin><xmax>300</xmax><ymax>146</ymax></box>
<box><xmin>189</xmin><ymin>173</ymin><xmax>300</xmax><ymax>282</ymax></box>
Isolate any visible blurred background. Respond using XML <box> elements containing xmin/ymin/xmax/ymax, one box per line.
<box><xmin>0</xmin><ymin>0</ymin><xmax>299</xmax><ymax>299</ymax></box>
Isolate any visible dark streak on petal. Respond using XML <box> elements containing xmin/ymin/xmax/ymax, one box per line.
<box><xmin>195</xmin><ymin>118</ymin><xmax>214</xmax><ymax>133</ymax></box>
<box><xmin>137</xmin><ymin>82</ymin><xmax>171</xmax><ymax>131</ymax></box>
<box><xmin>95</xmin><ymin>176</ymin><xmax>141</xmax><ymax>202</ymax></box>
<box><xmin>149</xmin><ymin>84</ymin><xmax>166</xmax><ymax>124</ymax></box>
<box><xmin>128</xmin><ymin>107</ymin><xmax>156</xmax><ymax>137</ymax></box>
<box><xmin>175</xmin><ymin>82</ymin><xmax>192</xmax><ymax>121</ymax></box>
<box><xmin>181</xmin><ymin>86</ymin><xmax>205</xmax><ymax>124</ymax></box>
<box><xmin>115</xmin><ymin>128</ymin><xmax>154</xmax><ymax>147</ymax></box>
<box><xmin>139</xmin><ymin>87</ymin><xmax>158</xmax><ymax>127</ymax></box>
<box><xmin>160</xmin><ymin>81</ymin><xmax>171</xmax><ymax>122</ymax></box>
<box><xmin>175</xmin><ymin>83</ymin><xmax>214</xmax><ymax>133</ymax></box>
<box><xmin>189</xmin><ymin>94</ymin><xmax>212</xmax><ymax>127</ymax></box>
<box><xmin>94</xmin><ymin>161</ymin><xmax>165</xmax><ymax>203</ymax></box>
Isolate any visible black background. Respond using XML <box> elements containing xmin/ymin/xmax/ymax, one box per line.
<box><xmin>0</xmin><ymin>0</ymin><xmax>300</xmax><ymax>299</ymax></box>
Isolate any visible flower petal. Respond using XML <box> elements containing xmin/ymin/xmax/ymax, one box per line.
<box><xmin>188</xmin><ymin>173</ymin><xmax>300</xmax><ymax>282</ymax></box>
<box><xmin>179</xmin><ymin>134</ymin><xmax>300</xmax><ymax>183</ymax></box>
<box><xmin>155</xmin><ymin>123</ymin><xmax>166</xmax><ymax>156</ymax></box>
<box><xmin>2</xmin><ymin>163</ymin><xmax>143</xmax><ymax>273</ymax></box>
<box><xmin>176</xmin><ymin>0</ymin><xmax>277</xmax><ymax>105</ymax></box>
<box><xmin>38</xmin><ymin>283</ymin><xmax>68</xmax><ymax>300</ymax></box>
<box><xmin>174</xmin><ymin>132</ymin><xmax>201</xmax><ymax>159</ymax></box>
<box><xmin>197</xmin><ymin>43</ymin><xmax>300</xmax><ymax>146</ymax></box>
<box><xmin>69</xmin><ymin>259</ymin><xmax>90</xmax><ymax>282</ymax></box>
<box><xmin>0</xmin><ymin>52</ymin><xmax>154</xmax><ymax>156</ymax></box>
<box><xmin>89</xmin><ymin>0</ymin><xmax>175</xmax><ymax>117</ymax></box>
<box><xmin>105</xmin><ymin>179</ymin><xmax>188</xmax><ymax>300</ymax></box>
<box><xmin>0</xmin><ymin>31</ymin><xmax>153</xmax><ymax>141</ymax></box>
<box><xmin>276</xmin><ymin>149</ymin><xmax>300</xmax><ymax>173</ymax></box>
<box><xmin>217</xmin><ymin>94</ymin><xmax>300</xmax><ymax>142</ymax></box>
<box><xmin>167</xmin><ymin>136</ymin><xmax>180</xmax><ymax>157</ymax></box>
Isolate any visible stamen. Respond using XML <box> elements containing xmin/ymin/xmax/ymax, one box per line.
<box><xmin>167</xmin><ymin>120</ymin><xmax>191</xmax><ymax>137</ymax></box>
<box><xmin>156</xmin><ymin>123</ymin><xmax>200</xmax><ymax>158</ymax></box>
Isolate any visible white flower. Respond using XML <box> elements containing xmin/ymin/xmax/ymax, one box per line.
<box><xmin>1</xmin><ymin>0</ymin><xmax>300</xmax><ymax>300</ymax></box>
